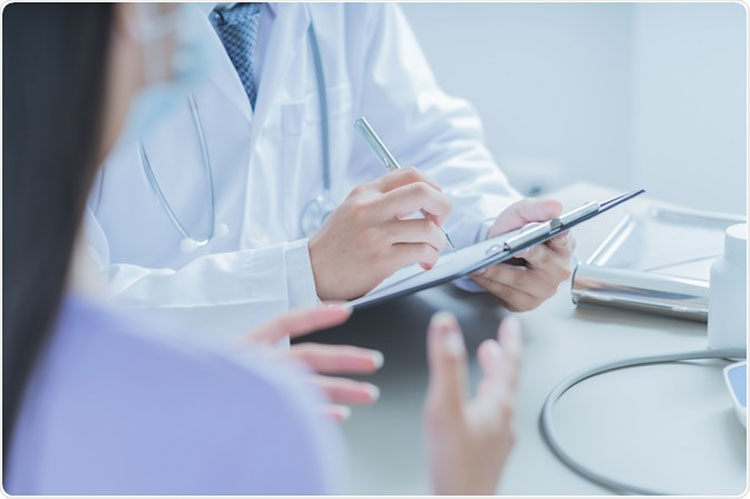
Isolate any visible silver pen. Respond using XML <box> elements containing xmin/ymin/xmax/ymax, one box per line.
<box><xmin>354</xmin><ymin>117</ymin><xmax>456</xmax><ymax>250</ymax></box>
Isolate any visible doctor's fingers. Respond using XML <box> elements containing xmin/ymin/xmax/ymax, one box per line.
<box><xmin>282</xmin><ymin>343</ymin><xmax>384</xmax><ymax>374</ymax></box>
<box><xmin>313</xmin><ymin>375</ymin><xmax>381</xmax><ymax>405</ymax></box>
<box><xmin>471</xmin><ymin>269</ymin><xmax>546</xmax><ymax>312</ymax></box>
<box><xmin>373</xmin><ymin>166</ymin><xmax>442</xmax><ymax>193</ymax></box>
<box><xmin>384</xmin><ymin>218</ymin><xmax>448</xmax><ymax>252</ymax></box>
<box><xmin>545</xmin><ymin>230</ymin><xmax>577</xmax><ymax>256</ymax></box>
<box><xmin>476</xmin><ymin>263</ymin><xmax>558</xmax><ymax>299</ymax></box>
<box><xmin>519</xmin><ymin>243</ymin><xmax>574</xmax><ymax>281</ymax></box>
<box><xmin>489</xmin><ymin>198</ymin><xmax>562</xmax><ymax>236</ymax></box>
<box><xmin>389</xmin><ymin>242</ymin><xmax>441</xmax><ymax>271</ymax></box>
<box><xmin>243</xmin><ymin>306</ymin><xmax>352</xmax><ymax>345</ymax></box>
<box><xmin>378</xmin><ymin>182</ymin><xmax>452</xmax><ymax>223</ymax></box>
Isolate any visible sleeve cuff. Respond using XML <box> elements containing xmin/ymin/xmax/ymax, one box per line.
<box><xmin>284</xmin><ymin>238</ymin><xmax>321</xmax><ymax>309</ymax></box>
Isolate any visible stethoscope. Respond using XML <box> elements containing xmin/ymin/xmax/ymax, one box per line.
<box><xmin>139</xmin><ymin>93</ymin><xmax>229</xmax><ymax>253</ymax></box>
<box><xmin>140</xmin><ymin>11</ymin><xmax>334</xmax><ymax>253</ymax></box>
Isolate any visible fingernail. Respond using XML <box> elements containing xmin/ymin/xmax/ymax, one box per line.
<box><xmin>371</xmin><ymin>351</ymin><xmax>385</xmax><ymax>369</ymax></box>
<box><xmin>443</xmin><ymin>329</ymin><xmax>465</xmax><ymax>356</ymax></box>
<box><xmin>338</xmin><ymin>406</ymin><xmax>351</xmax><ymax>421</ymax></box>
<box><xmin>366</xmin><ymin>384</ymin><xmax>381</xmax><ymax>402</ymax></box>
<box><xmin>474</xmin><ymin>266</ymin><xmax>488</xmax><ymax>276</ymax></box>
<box><xmin>558</xmin><ymin>231</ymin><xmax>570</xmax><ymax>242</ymax></box>
<box><xmin>485</xmin><ymin>340</ymin><xmax>503</xmax><ymax>362</ymax></box>
<box><xmin>325</xmin><ymin>301</ymin><xmax>352</xmax><ymax>312</ymax></box>
<box><xmin>430</xmin><ymin>312</ymin><xmax>464</xmax><ymax>356</ymax></box>
<box><xmin>430</xmin><ymin>311</ymin><xmax>458</xmax><ymax>331</ymax></box>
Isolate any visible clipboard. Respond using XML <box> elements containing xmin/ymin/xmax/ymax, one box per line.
<box><xmin>348</xmin><ymin>189</ymin><xmax>645</xmax><ymax>310</ymax></box>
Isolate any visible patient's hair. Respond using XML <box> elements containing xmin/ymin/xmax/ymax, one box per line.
<box><xmin>2</xmin><ymin>3</ymin><xmax>113</xmax><ymax>464</ymax></box>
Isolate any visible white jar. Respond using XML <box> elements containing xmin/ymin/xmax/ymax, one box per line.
<box><xmin>707</xmin><ymin>223</ymin><xmax>747</xmax><ymax>350</ymax></box>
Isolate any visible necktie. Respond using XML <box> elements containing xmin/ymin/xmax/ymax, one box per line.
<box><xmin>210</xmin><ymin>3</ymin><xmax>262</xmax><ymax>109</ymax></box>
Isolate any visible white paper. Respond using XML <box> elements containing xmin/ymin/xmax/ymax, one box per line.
<box><xmin>348</xmin><ymin>227</ymin><xmax>523</xmax><ymax>308</ymax></box>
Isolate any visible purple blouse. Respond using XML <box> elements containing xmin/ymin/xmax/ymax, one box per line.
<box><xmin>5</xmin><ymin>294</ymin><xmax>344</xmax><ymax>494</ymax></box>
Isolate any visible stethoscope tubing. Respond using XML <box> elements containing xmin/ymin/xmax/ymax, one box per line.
<box><xmin>307</xmin><ymin>18</ymin><xmax>331</xmax><ymax>194</ymax></box>
<box><xmin>540</xmin><ymin>347</ymin><xmax>746</xmax><ymax>495</ymax></box>
<box><xmin>141</xmin><ymin>8</ymin><xmax>332</xmax><ymax>248</ymax></box>
<box><xmin>139</xmin><ymin>93</ymin><xmax>215</xmax><ymax>247</ymax></box>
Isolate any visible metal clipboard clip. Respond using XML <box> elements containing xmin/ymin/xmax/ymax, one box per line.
<box><xmin>502</xmin><ymin>189</ymin><xmax>645</xmax><ymax>253</ymax></box>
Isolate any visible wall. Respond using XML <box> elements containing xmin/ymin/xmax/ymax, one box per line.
<box><xmin>401</xmin><ymin>2</ymin><xmax>746</xmax><ymax>213</ymax></box>
<box><xmin>631</xmin><ymin>3</ymin><xmax>747</xmax><ymax>213</ymax></box>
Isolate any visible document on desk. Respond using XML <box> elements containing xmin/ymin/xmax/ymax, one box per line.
<box><xmin>348</xmin><ymin>189</ymin><xmax>645</xmax><ymax>310</ymax></box>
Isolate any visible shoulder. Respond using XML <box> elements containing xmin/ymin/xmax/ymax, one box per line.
<box><xmin>306</xmin><ymin>2</ymin><xmax>400</xmax><ymax>32</ymax></box>
<box><xmin>7</xmin><ymin>295</ymin><xmax>343</xmax><ymax>494</ymax></box>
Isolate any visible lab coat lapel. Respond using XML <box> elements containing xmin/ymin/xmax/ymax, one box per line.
<box><xmin>239</xmin><ymin>5</ymin><xmax>310</xmax><ymax>249</ymax></box>
<box><xmin>200</xmin><ymin>5</ymin><xmax>254</xmax><ymax>124</ymax></box>
<box><xmin>250</xmin><ymin>4</ymin><xmax>311</xmax><ymax>137</ymax></box>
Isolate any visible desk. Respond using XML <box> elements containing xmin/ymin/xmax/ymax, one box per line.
<box><xmin>307</xmin><ymin>182</ymin><xmax>747</xmax><ymax>495</ymax></box>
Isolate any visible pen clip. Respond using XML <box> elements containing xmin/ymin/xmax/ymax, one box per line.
<box><xmin>355</xmin><ymin>117</ymin><xmax>401</xmax><ymax>170</ymax></box>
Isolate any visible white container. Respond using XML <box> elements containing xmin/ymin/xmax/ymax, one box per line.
<box><xmin>707</xmin><ymin>223</ymin><xmax>747</xmax><ymax>350</ymax></box>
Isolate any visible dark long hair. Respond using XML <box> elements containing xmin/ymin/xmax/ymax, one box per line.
<box><xmin>3</xmin><ymin>3</ymin><xmax>114</xmax><ymax>461</ymax></box>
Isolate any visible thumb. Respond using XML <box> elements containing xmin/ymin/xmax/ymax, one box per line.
<box><xmin>489</xmin><ymin>198</ymin><xmax>562</xmax><ymax>237</ymax></box>
<box><xmin>426</xmin><ymin>311</ymin><xmax>468</xmax><ymax>418</ymax></box>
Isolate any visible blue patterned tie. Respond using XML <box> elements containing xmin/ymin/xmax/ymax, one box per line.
<box><xmin>210</xmin><ymin>3</ymin><xmax>262</xmax><ymax>109</ymax></box>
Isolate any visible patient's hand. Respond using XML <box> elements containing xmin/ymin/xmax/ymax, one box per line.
<box><xmin>241</xmin><ymin>306</ymin><xmax>383</xmax><ymax>421</ymax></box>
<box><xmin>473</xmin><ymin>198</ymin><xmax>576</xmax><ymax>311</ymax></box>
<box><xmin>424</xmin><ymin>312</ymin><xmax>521</xmax><ymax>494</ymax></box>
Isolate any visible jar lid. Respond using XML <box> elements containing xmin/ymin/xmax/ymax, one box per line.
<box><xmin>724</xmin><ymin>223</ymin><xmax>747</xmax><ymax>265</ymax></box>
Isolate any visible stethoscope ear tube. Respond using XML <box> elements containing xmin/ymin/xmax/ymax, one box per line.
<box><xmin>299</xmin><ymin>7</ymin><xmax>334</xmax><ymax>237</ymax></box>
<box><xmin>142</xmin><ymin>9</ymin><xmax>333</xmax><ymax>246</ymax></box>
<box><xmin>307</xmin><ymin>14</ymin><xmax>330</xmax><ymax>195</ymax></box>
<box><xmin>140</xmin><ymin>93</ymin><xmax>221</xmax><ymax>251</ymax></box>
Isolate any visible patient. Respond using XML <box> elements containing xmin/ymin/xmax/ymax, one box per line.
<box><xmin>3</xmin><ymin>3</ymin><xmax>521</xmax><ymax>494</ymax></box>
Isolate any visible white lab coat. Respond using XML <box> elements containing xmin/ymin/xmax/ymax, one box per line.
<box><xmin>87</xmin><ymin>3</ymin><xmax>519</xmax><ymax>346</ymax></box>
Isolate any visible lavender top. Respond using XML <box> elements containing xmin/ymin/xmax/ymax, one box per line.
<box><xmin>5</xmin><ymin>294</ymin><xmax>344</xmax><ymax>494</ymax></box>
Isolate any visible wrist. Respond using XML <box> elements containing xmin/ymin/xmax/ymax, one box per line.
<box><xmin>308</xmin><ymin>233</ymin><xmax>336</xmax><ymax>301</ymax></box>
<box><xmin>285</xmin><ymin>238</ymin><xmax>321</xmax><ymax>308</ymax></box>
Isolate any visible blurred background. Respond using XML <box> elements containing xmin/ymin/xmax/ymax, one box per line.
<box><xmin>402</xmin><ymin>2</ymin><xmax>747</xmax><ymax>214</ymax></box>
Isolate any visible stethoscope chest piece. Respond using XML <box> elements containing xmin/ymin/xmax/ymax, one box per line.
<box><xmin>300</xmin><ymin>194</ymin><xmax>336</xmax><ymax>237</ymax></box>
<box><xmin>180</xmin><ymin>222</ymin><xmax>229</xmax><ymax>253</ymax></box>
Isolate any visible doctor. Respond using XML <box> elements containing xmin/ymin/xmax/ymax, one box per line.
<box><xmin>88</xmin><ymin>3</ymin><xmax>575</xmax><ymax>341</ymax></box>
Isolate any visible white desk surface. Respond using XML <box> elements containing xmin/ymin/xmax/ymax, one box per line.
<box><xmin>310</xmin><ymin>182</ymin><xmax>747</xmax><ymax>495</ymax></box>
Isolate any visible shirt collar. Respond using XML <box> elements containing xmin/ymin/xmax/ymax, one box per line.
<box><xmin>198</xmin><ymin>2</ymin><xmax>276</xmax><ymax>16</ymax></box>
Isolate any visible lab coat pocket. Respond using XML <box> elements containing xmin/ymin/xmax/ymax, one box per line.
<box><xmin>280</xmin><ymin>84</ymin><xmax>352</xmax><ymax>236</ymax></box>
<box><xmin>281</xmin><ymin>84</ymin><xmax>352</xmax><ymax>134</ymax></box>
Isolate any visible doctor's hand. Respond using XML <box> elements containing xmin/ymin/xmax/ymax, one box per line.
<box><xmin>241</xmin><ymin>305</ymin><xmax>383</xmax><ymax>422</ymax></box>
<box><xmin>424</xmin><ymin>312</ymin><xmax>521</xmax><ymax>495</ymax></box>
<box><xmin>309</xmin><ymin>167</ymin><xmax>452</xmax><ymax>301</ymax></box>
<box><xmin>472</xmin><ymin>199</ymin><xmax>576</xmax><ymax>312</ymax></box>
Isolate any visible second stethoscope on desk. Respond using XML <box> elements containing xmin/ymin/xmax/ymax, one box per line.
<box><xmin>139</xmin><ymin>19</ymin><xmax>335</xmax><ymax>253</ymax></box>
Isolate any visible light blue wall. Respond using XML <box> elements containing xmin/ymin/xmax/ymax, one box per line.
<box><xmin>402</xmin><ymin>2</ymin><xmax>746</xmax><ymax>213</ymax></box>
<box><xmin>631</xmin><ymin>3</ymin><xmax>747</xmax><ymax>213</ymax></box>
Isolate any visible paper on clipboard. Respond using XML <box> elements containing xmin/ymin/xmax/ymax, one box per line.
<box><xmin>348</xmin><ymin>189</ymin><xmax>645</xmax><ymax>310</ymax></box>
<box><xmin>348</xmin><ymin>228</ymin><xmax>524</xmax><ymax>308</ymax></box>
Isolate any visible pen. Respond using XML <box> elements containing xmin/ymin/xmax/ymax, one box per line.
<box><xmin>354</xmin><ymin>117</ymin><xmax>456</xmax><ymax>250</ymax></box>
